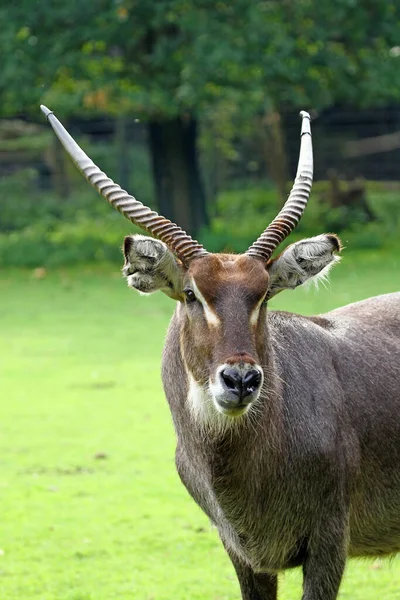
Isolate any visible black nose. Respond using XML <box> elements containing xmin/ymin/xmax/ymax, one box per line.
<box><xmin>220</xmin><ymin>367</ymin><xmax>261</xmax><ymax>400</ymax></box>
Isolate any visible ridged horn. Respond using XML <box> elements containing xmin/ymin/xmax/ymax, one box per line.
<box><xmin>40</xmin><ymin>105</ymin><xmax>208</xmax><ymax>266</ymax></box>
<box><xmin>246</xmin><ymin>111</ymin><xmax>313</xmax><ymax>262</ymax></box>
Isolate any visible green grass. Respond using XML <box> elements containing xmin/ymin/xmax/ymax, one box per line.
<box><xmin>0</xmin><ymin>248</ymin><xmax>399</xmax><ymax>599</ymax></box>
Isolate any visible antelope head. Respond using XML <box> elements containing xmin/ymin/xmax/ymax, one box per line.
<box><xmin>41</xmin><ymin>107</ymin><xmax>341</xmax><ymax>423</ymax></box>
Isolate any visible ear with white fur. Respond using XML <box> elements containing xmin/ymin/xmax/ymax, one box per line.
<box><xmin>266</xmin><ymin>234</ymin><xmax>342</xmax><ymax>299</ymax></box>
<box><xmin>122</xmin><ymin>234</ymin><xmax>184</xmax><ymax>300</ymax></box>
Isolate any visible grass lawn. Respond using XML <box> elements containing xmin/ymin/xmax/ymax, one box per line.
<box><xmin>0</xmin><ymin>246</ymin><xmax>399</xmax><ymax>599</ymax></box>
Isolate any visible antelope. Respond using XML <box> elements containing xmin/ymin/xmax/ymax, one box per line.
<box><xmin>42</xmin><ymin>105</ymin><xmax>400</xmax><ymax>600</ymax></box>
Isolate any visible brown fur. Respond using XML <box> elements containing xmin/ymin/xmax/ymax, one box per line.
<box><xmin>183</xmin><ymin>255</ymin><xmax>269</xmax><ymax>379</ymax></box>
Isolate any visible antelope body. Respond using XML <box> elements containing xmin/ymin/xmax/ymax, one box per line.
<box><xmin>42</xmin><ymin>106</ymin><xmax>400</xmax><ymax>600</ymax></box>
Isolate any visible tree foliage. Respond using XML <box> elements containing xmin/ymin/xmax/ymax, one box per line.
<box><xmin>1</xmin><ymin>0</ymin><xmax>400</xmax><ymax>119</ymax></box>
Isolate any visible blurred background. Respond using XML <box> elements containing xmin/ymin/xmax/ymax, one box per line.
<box><xmin>1</xmin><ymin>0</ymin><xmax>400</xmax><ymax>262</ymax></box>
<box><xmin>0</xmin><ymin>2</ymin><xmax>399</xmax><ymax>599</ymax></box>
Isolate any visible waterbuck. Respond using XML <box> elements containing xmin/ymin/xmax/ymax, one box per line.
<box><xmin>42</xmin><ymin>105</ymin><xmax>400</xmax><ymax>600</ymax></box>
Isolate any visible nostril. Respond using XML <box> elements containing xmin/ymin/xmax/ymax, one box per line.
<box><xmin>243</xmin><ymin>369</ymin><xmax>262</xmax><ymax>395</ymax></box>
<box><xmin>220</xmin><ymin>367</ymin><xmax>262</xmax><ymax>400</ymax></box>
<box><xmin>221</xmin><ymin>368</ymin><xmax>242</xmax><ymax>395</ymax></box>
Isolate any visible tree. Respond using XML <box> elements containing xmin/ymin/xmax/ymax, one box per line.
<box><xmin>1</xmin><ymin>0</ymin><xmax>400</xmax><ymax>233</ymax></box>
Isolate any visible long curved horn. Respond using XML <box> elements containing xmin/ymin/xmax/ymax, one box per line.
<box><xmin>40</xmin><ymin>106</ymin><xmax>208</xmax><ymax>266</ymax></box>
<box><xmin>246</xmin><ymin>111</ymin><xmax>313</xmax><ymax>262</ymax></box>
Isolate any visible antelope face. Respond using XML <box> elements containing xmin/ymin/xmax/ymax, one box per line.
<box><xmin>181</xmin><ymin>254</ymin><xmax>269</xmax><ymax>418</ymax></box>
<box><xmin>121</xmin><ymin>233</ymin><xmax>340</xmax><ymax>425</ymax></box>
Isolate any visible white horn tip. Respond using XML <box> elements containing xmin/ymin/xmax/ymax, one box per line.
<box><xmin>299</xmin><ymin>111</ymin><xmax>312</xmax><ymax>135</ymax></box>
<box><xmin>40</xmin><ymin>105</ymin><xmax>54</xmax><ymax>119</ymax></box>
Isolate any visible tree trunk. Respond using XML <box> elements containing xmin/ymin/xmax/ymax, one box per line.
<box><xmin>148</xmin><ymin>115</ymin><xmax>208</xmax><ymax>236</ymax></box>
<box><xmin>259</xmin><ymin>110</ymin><xmax>289</xmax><ymax>209</ymax></box>
<box><xmin>182</xmin><ymin>117</ymin><xmax>209</xmax><ymax>231</ymax></box>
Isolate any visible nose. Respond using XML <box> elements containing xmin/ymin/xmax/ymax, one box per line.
<box><xmin>220</xmin><ymin>367</ymin><xmax>262</xmax><ymax>402</ymax></box>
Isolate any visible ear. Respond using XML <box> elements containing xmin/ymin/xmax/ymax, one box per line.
<box><xmin>122</xmin><ymin>234</ymin><xmax>185</xmax><ymax>300</ymax></box>
<box><xmin>266</xmin><ymin>234</ymin><xmax>341</xmax><ymax>299</ymax></box>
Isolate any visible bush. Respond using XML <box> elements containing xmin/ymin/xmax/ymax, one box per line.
<box><xmin>199</xmin><ymin>183</ymin><xmax>399</xmax><ymax>255</ymax></box>
<box><xmin>0</xmin><ymin>173</ymin><xmax>398</xmax><ymax>266</ymax></box>
<box><xmin>0</xmin><ymin>215</ymin><xmax>139</xmax><ymax>267</ymax></box>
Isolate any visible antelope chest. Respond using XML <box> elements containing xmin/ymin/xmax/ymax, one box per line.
<box><xmin>176</xmin><ymin>444</ymin><xmax>311</xmax><ymax>572</ymax></box>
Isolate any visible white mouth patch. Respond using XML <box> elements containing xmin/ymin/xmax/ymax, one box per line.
<box><xmin>187</xmin><ymin>374</ymin><xmax>248</xmax><ymax>434</ymax></box>
<box><xmin>187</xmin><ymin>363</ymin><xmax>263</xmax><ymax>434</ymax></box>
<box><xmin>187</xmin><ymin>374</ymin><xmax>214</xmax><ymax>421</ymax></box>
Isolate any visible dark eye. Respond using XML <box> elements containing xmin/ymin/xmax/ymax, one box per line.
<box><xmin>183</xmin><ymin>288</ymin><xmax>197</xmax><ymax>303</ymax></box>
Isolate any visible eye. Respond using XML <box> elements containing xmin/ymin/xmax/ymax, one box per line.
<box><xmin>183</xmin><ymin>288</ymin><xmax>197</xmax><ymax>303</ymax></box>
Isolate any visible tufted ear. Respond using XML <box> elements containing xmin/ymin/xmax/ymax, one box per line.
<box><xmin>122</xmin><ymin>234</ymin><xmax>185</xmax><ymax>300</ymax></box>
<box><xmin>266</xmin><ymin>234</ymin><xmax>341</xmax><ymax>300</ymax></box>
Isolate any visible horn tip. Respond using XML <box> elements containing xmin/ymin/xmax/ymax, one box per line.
<box><xmin>299</xmin><ymin>110</ymin><xmax>312</xmax><ymax>136</ymax></box>
<box><xmin>40</xmin><ymin>105</ymin><xmax>53</xmax><ymax>120</ymax></box>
